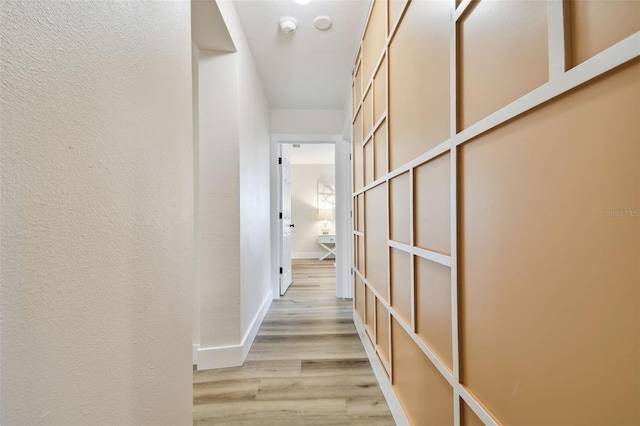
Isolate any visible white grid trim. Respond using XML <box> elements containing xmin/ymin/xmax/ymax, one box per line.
<box><xmin>350</xmin><ymin>1</ymin><xmax>638</xmax><ymax>425</ymax></box>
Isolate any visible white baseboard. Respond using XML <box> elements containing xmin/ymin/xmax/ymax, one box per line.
<box><xmin>241</xmin><ymin>292</ymin><xmax>272</xmax><ymax>360</ymax></box>
<box><xmin>292</xmin><ymin>251</ymin><xmax>333</xmax><ymax>259</ymax></box>
<box><xmin>353</xmin><ymin>313</ymin><xmax>409</xmax><ymax>426</ymax></box>
<box><xmin>196</xmin><ymin>292</ymin><xmax>272</xmax><ymax>370</ymax></box>
<box><xmin>196</xmin><ymin>344</ymin><xmax>243</xmax><ymax>370</ymax></box>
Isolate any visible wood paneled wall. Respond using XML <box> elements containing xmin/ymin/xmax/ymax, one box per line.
<box><xmin>351</xmin><ymin>1</ymin><xmax>639</xmax><ymax>424</ymax></box>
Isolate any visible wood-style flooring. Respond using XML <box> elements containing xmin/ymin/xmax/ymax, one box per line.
<box><xmin>193</xmin><ymin>259</ymin><xmax>395</xmax><ymax>425</ymax></box>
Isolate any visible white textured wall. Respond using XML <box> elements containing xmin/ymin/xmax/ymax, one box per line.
<box><xmin>271</xmin><ymin>109</ymin><xmax>344</xmax><ymax>134</ymax></box>
<box><xmin>192</xmin><ymin>41</ymin><xmax>201</xmax><ymax>361</ymax></box>
<box><xmin>235</xmin><ymin>29</ymin><xmax>273</xmax><ymax>338</ymax></box>
<box><xmin>216</xmin><ymin>0</ymin><xmax>272</xmax><ymax>350</ymax></box>
<box><xmin>291</xmin><ymin>164</ymin><xmax>336</xmax><ymax>257</ymax></box>
<box><xmin>335</xmin><ymin>137</ymin><xmax>354</xmax><ymax>298</ymax></box>
<box><xmin>0</xmin><ymin>1</ymin><xmax>193</xmax><ymax>424</ymax></box>
<box><xmin>195</xmin><ymin>0</ymin><xmax>272</xmax><ymax>369</ymax></box>
<box><xmin>197</xmin><ymin>49</ymin><xmax>241</xmax><ymax>349</ymax></box>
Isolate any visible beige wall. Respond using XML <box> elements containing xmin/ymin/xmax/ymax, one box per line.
<box><xmin>194</xmin><ymin>0</ymin><xmax>272</xmax><ymax>370</ymax></box>
<box><xmin>352</xmin><ymin>0</ymin><xmax>639</xmax><ymax>424</ymax></box>
<box><xmin>271</xmin><ymin>109</ymin><xmax>344</xmax><ymax>134</ymax></box>
<box><xmin>291</xmin><ymin>164</ymin><xmax>336</xmax><ymax>258</ymax></box>
<box><xmin>0</xmin><ymin>1</ymin><xmax>194</xmax><ymax>424</ymax></box>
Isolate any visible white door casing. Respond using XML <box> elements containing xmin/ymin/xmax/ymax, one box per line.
<box><xmin>271</xmin><ymin>134</ymin><xmax>349</xmax><ymax>300</ymax></box>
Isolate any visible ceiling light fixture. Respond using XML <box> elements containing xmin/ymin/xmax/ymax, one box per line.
<box><xmin>294</xmin><ymin>0</ymin><xmax>311</xmax><ymax>4</ymax></box>
<box><xmin>313</xmin><ymin>15</ymin><xmax>332</xmax><ymax>31</ymax></box>
<box><xmin>279</xmin><ymin>16</ymin><xmax>298</xmax><ymax>34</ymax></box>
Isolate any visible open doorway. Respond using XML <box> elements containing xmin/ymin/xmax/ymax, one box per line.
<box><xmin>290</xmin><ymin>144</ymin><xmax>336</xmax><ymax>258</ymax></box>
<box><xmin>273</xmin><ymin>134</ymin><xmax>352</xmax><ymax>300</ymax></box>
<box><xmin>279</xmin><ymin>143</ymin><xmax>335</xmax><ymax>296</ymax></box>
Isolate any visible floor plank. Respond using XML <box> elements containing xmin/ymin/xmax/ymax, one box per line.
<box><xmin>254</xmin><ymin>375</ymin><xmax>382</xmax><ymax>401</ymax></box>
<box><xmin>193</xmin><ymin>399</ymin><xmax>350</xmax><ymax>426</ymax></box>
<box><xmin>193</xmin><ymin>259</ymin><xmax>394</xmax><ymax>425</ymax></box>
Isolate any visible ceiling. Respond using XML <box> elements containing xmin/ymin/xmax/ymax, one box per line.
<box><xmin>289</xmin><ymin>143</ymin><xmax>335</xmax><ymax>165</ymax></box>
<box><xmin>233</xmin><ymin>0</ymin><xmax>371</xmax><ymax>110</ymax></box>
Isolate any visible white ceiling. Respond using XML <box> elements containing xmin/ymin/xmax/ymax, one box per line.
<box><xmin>289</xmin><ymin>143</ymin><xmax>335</xmax><ymax>164</ymax></box>
<box><xmin>233</xmin><ymin>0</ymin><xmax>371</xmax><ymax>110</ymax></box>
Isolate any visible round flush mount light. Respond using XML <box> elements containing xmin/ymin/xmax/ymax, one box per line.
<box><xmin>313</xmin><ymin>15</ymin><xmax>332</xmax><ymax>31</ymax></box>
<box><xmin>279</xmin><ymin>16</ymin><xmax>298</xmax><ymax>34</ymax></box>
<box><xmin>294</xmin><ymin>0</ymin><xmax>311</xmax><ymax>4</ymax></box>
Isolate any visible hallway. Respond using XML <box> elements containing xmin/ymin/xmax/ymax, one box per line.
<box><xmin>192</xmin><ymin>259</ymin><xmax>394</xmax><ymax>425</ymax></box>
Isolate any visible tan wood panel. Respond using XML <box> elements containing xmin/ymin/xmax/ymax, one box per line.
<box><xmin>354</xmin><ymin>235</ymin><xmax>359</xmax><ymax>274</ymax></box>
<box><xmin>353</xmin><ymin>109</ymin><xmax>363</xmax><ymax>191</ymax></box>
<box><xmin>388</xmin><ymin>0</ymin><xmax>450</xmax><ymax>171</ymax></box>
<box><xmin>353</xmin><ymin>195</ymin><xmax>359</xmax><ymax>233</ymax></box>
<box><xmin>414</xmin><ymin>152</ymin><xmax>451</xmax><ymax>255</ymax></box>
<box><xmin>353</xmin><ymin>199</ymin><xmax>359</xmax><ymax>233</ymax></box>
<box><xmin>391</xmin><ymin>317</ymin><xmax>454</xmax><ymax>425</ymax></box>
<box><xmin>365</xmin><ymin>184</ymin><xmax>389</xmax><ymax>301</ymax></box>
<box><xmin>376</xmin><ymin>299</ymin><xmax>390</xmax><ymax>366</ymax></box>
<box><xmin>415</xmin><ymin>257</ymin><xmax>453</xmax><ymax>371</ymax></box>
<box><xmin>374</xmin><ymin>120</ymin><xmax>388</xmax><ymax>181</ymax></box>
<box><xmin>569</xmin><ymin>0</ymin><xmax>640</xmax><ymax>68</ymax></box>
<box><xmin>459</xmin><ymin>60</ymin><xmax>640</xmax><ymax>425</ymax></box>
<box><xmin>375</xmin><ymin>352</ymin><xmax>390</xmax><ymax>382</ymax></box>
<box><xmin>362</xmin><ymin>0</ymin><xmax>387</xmax><ymax>86</ymax></box>
<box><xmin>363</xmin><ymin>88</ymin><xmax>373</xmax><ymax>140</ymax></box>
<box><xmin>388</xmin><ymin>0</ymin><xmax>408</xmax><ymax>32</ymax></box>
<box><xmin>389</xmin><ymin>171</ymin><xmax>410</xmax><ymax>244</ymax></box>
<box><xmin>461</xmin><ymin>399</ymin><xmax>484</xmax><ymax>426</ymax></box>
<box><xmin>355</xmin><ymin>272</ymin><xmax>365</xmax><ymax>322</ymax></box>
<box><xmin>365</xmin><ymin>285</ymin><xmax>375</xmax><ymax>338</ymax></box>
<box><xmin>459</xmin><ymin>0</ymin><xmax>548</xmax><ymax>130</ymax></box>
<box><xmin>357</xmin><ymin>194</ymin><xmax>364</xmax><ymax>232</ymax></box>
<box><xmin>390</xmin><ymin>247</ymin><xmax>412</xmax><ymax>326</ymax></box>
<box><xmin>358</xmin><ymin>233</ymin><xmax>365</xmax><ymax>275</ymax></box>
<box><xmin>364</xmin><ymin>139</ymin><xmax>374</xmax><ymax>187</ymax></box>
<box><xmin>374</xmin><ymin>55</ymin><xmax>387</xmax><ymax>124</ymax></box>
<box><xmin>354</xmin><ymin>61</ymin><xmax>362</xmax><ymax>113</ymax></box>
<box><xmin>352</xmin><ymin>82</ymin><xmax>356</xmax><ymax>118</ymax></box>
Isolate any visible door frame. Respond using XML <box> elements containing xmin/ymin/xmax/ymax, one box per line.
<box><xmin>271</xmin><ymin>133</ymin><xmax>352</xmax><ymax>300</ymax></box>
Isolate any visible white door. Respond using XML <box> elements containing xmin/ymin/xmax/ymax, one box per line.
<box><xmin>280</xmin><ymin>145</ymin><xmax>293</xmax><ymax>295</ymax></box>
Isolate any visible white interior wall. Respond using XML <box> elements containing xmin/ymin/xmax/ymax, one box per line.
<box><xmin>335</xmin><ymin>137</ymin><xmax>354</xmax><ymax>299</ymax></box>
<box><xmin>0</xmin><ymin>1</ymin><xmax>194</xmax><ymax>424</ymax></box>
<box><xmin>228</xmin><ymin>1</ymin><xmax>273</xmax><ymax>348</ymax></box>
<box><xmin>197</xmin><ymin>49</ymin><xmax>241</xmax><ymax>354</ymax></box>
<box><xmin>195</xmin><ymin>0</ymin><xmax>272</xmax><ymax>370</ymax></box>
<box><xmin>291</xmin><ymin>164</ymin><xmax>336</xmax><ymax>258</ymax></box>
<box><xmin>192</xmin><ymin>41</ymin><xmax>201</xmax><ymax>363</ymax></box>
<box><xmin>271</xmin><ymin>109</ymin><xmax>344</xmax><ymax>134</ymax></box>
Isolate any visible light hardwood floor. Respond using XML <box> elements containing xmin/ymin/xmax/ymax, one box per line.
<box><xmin>193</xmin><ymin>259</ymin><xmax>395</xmax><ymax>425</ymax></box>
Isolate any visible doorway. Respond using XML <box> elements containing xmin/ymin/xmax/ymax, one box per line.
<box><xmin>272</xmin><ymin>134</ymin><xmax>352</xmax><ymax>300</ymax></box>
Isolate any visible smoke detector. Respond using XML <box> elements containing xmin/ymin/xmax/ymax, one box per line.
<box><xmin>279</xmin><ymin>16</ymin><xmax>298</xmax><ymax>34</ymax></box>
